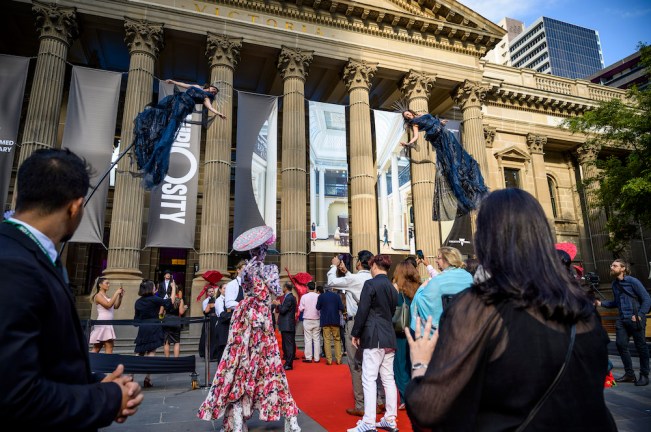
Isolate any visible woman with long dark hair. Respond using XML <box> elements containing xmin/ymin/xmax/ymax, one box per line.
<box><xmin>405</xmin><ymin>188</ymin><xmax>616</xmax><ymax>431</ymax></box>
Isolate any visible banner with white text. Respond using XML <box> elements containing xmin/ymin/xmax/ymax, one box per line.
<box><xmin>66</xmin><ymin>66</ymin><xmax>122</xmax><ymax>244</ymax></box>
<box><xmin>0</xmin><ymin>54</ymin><xmax>30</xmax><ymax>213</ymax></box>
<box><xmin>146</xmin><ymin>81</ymin><xmax>201</xmax><ymax>248</ymax></box>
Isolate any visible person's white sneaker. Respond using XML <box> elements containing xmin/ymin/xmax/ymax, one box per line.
<box><xmin>347</xmin><ymin>420</ymin><xmax>377</xmax><ymax>432</ymax></box>
<box><xmin>375</xmin><ymin>416</ymin><xmax>398</xmax><ymax>431</ymax></box>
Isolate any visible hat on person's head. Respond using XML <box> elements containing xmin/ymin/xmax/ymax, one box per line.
<box><xmin>163</xmin><ymin>269</ymin><xmax>172</xmax><ymax>276</ymax></box>
<box><xmin>233</xmin><ymin>225</ymin><xmax>275</xmax><ymax>252</ymax></box>
<box><xmin>357</xmin><ymin>250</ymin><xmax>373</xmax><ymax>265</ymax></box>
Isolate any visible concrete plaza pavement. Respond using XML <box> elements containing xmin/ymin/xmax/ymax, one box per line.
<box><xmin>101</xmin><ymin>354</ymin><xmax>651</xmax><ymax>432</ymax></box>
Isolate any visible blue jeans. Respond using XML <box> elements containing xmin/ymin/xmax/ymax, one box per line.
<box><xmin>615</xmin><ymin>316</ymin><xmax>649</xmax><ymax>376</ymax></box>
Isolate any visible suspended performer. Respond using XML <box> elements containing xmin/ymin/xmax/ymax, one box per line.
<box><xmin>132</xmin><ymin>79</ymin><xmax>226</xmax><ymax>189</ymax></box>
<box><xmin>401</xmin><ymin>110</ymin><xmax>488</xmax><ymax>221</ymax></box>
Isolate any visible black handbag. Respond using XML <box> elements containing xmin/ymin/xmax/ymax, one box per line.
<box><xmin>392</xmin><ymin>292</ymin><xmax>410</xmax><ymax>335</ymax></box>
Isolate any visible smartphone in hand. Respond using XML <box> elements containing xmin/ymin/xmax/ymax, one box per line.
<box><xmin>416</xmin><ymin>249</ymin><xmax>424</xmax><ymax>260</ymax></box>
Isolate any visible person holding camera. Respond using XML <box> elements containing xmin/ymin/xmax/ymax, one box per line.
<box><xmin>596</xmin><ymin>259</ymin><xmax>651</xmax><ymax>386</ymax></box>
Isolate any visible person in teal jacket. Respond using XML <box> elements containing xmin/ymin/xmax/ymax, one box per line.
<box><xmin>410</xmin><ymin>246</ymin><xmax>473</xmax><ymax>333</ymax></box>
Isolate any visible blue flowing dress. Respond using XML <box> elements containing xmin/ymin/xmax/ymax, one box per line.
<box><xmin>410</xmin><ymin>114</ymin><xmax>488</xmax><ymax>220</ymax></box>
<box><xmin>133</xmin><ymin>86</ymin><xmax>215</xmax><ymax>189</ymax></box>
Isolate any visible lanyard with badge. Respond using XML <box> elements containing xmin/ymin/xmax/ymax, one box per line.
<box><xmin>4</xmin><ymin>220</ymin><xmax>57</xmax><ymax>266</ymax></box>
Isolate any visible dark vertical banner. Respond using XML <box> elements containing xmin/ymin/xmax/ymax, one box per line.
<box><xmin>0</xmin><ymin>54</ymin><xmax>30</xmax><ymax>213</ymax></box>
<box><xmin>66</xmin><ymin>66</ymin><xmax>122</xmax><ymax>244</ymax></box>
<box><xmin>146</xmin><ymin>81</ymin><xmax>201</xmax><ymax>248</ymax></box>
<box><xmin>233</xmin><ymin>92</ymin><xmax>278</xmax><ymax>242</ymax></box>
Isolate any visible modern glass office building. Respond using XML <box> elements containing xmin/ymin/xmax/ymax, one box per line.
<box><xmin>509</xmin><ymin>17</ymin><xmax>604</xmax><ymax>79</ymax></box>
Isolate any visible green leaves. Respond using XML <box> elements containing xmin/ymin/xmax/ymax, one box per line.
<box><xmin>562</xmin><ymin>44</ymin><xmax>651</xmax><ymax>254</ymax></box>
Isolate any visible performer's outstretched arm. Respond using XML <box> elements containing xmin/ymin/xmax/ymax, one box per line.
<box><xmin>401</xmin><ymin>124</ymin><xmax>420</xmax><ymax>147</ymax></box>
<box><xmin>165</xmin><ymin>79</ymin><xmax>201</xmax><ymax>90</ymax></box>
<box><xmin>203</xmin><ymin>98</ymin><xmax>226</xmax><ymax>119</ymax></box>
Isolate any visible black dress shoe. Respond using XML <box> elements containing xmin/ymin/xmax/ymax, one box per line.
<box><xmin>635</xmin><ymin>374</ymin><xmax>649</xmax><ymax>386</ymax></box>
<box><xmin>302</xmin><ymin>359</ymin><xmax>312</xmax><ymax>363</ymax></box>
<box><xmin>283</xmin><ymin>364</ymin><xmax>293</xmax><ymax>370</ymax></box>
<box><xmin>616</xmin><ymin>373</ymin><xmax>637</xmax><ymax>383</ymax></box>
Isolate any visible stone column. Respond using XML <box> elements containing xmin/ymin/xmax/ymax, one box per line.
<box><xmin>400</xmin><ymin>70</ymin><xmax>439</xmax><ymax>275</ymax></box>
<box><xmin>453</xmin><ymin>80</ymin><xmax>490</xmax><ymax>175</ymax></box>
<box><xmin>318</xmin><ymin>167</ymin><xmax>327</xmax><ymax>236</ymax></box>
<box><xmin>190</xmin><ymin>34</ymin><xmax>242</xmax><ymax>320</ymax></box>
<box><xmin>576</xmin><ymin>144</ymin><xmax>612</xmax><ymax>280</ymax></box>
<box><xmin>17</xmin><ymin>1</ymin><xmax>78</xmax><ymax>166</ymax></box>
<box><xmin>278</xmin><ymin>47</ymin><xmax>313</xmax><ymax>274</ymax></box>
<box><xmin>390</xmin><ymin>152</ymin><xmax>403</xmax><ymax>249</ymax></box>
<box><xmin>310</xmin><ymin>163</ymin><xmax>316</xmax><ymax>231</ymax></box>
<box><xmin>104</xmin><ymin>17</ymin><xmax>164</xmax><ymax>302</ymax></box>
<box><xmin>343</xmin><ymin>58</ymin><xmax>379</xmax><ymax>253</ymax></box>
<box><xmin>565</xmin><ymin>153</ymin><xmax>594</xmax><ymax>273</ymax></box>
<box><xmin>526</xmin><ymin>133</ymin><xmax>555</xmax><ymax>222</ymax></box>
<box><xmin>379</xmin><ymin>168</ymin><xmax>389</xmax><ymax>244</ymax></box>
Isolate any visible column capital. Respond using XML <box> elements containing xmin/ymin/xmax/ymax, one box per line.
<box><xmin>124</xmin><ymin>17</ymin><xmax>164</xmax><ymax>57</ymax></box>
<box><xmin>526</xmin><ymin>133</ymin><xmax>547</xmax><ymax>155</ymax></box>
<box><xmin>206</xmin><ymin>33</ymin><xmax>243</xmax><ymax>69</ymax></box>
<box><xmin>453</xmin><ymin>80</ymin><xmax>490</xmax><ymax>110</ymax></box>
<box><xmin>400</xmin><ymin>69</ymin><xmax>436</xmax><ymax>102</ymax></box>
<box><xmin>575</xmin><ymin>143</ymin><xmax>601</xmax><ymax>166</ymax></box>
<box><xmin>342</xmin><ymin>58</ymin><xmax>378</xmax><ymax>91</ymax></box>
<box><xmin>278</xmin><ymin>46</ymin><xmax>313</xmax><ymax>80</ymax></box>
<box><xmin>484</xmin><ymin>126</ymin><xmax>496</xmax><ymax>149</ymax></box>
<box><xmin>32</xmin><ymin>1</ymin><xmax>78</xmax><ymax>46</ymax></box>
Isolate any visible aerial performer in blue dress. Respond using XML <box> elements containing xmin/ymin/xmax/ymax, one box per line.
<box><xmin>401</xmin><ymin>110</ymin><xmax>488</xmax><ymax>221</ymax></box>
<box><xmin>133</xmin><ymin>79</ymin><xmax>226</xmax><ymax>189</ymax></box>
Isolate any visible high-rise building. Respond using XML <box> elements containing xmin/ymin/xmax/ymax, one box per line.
<box><xmin>483</xmin><ymin>17</ymin><xmax>524</xmax><ymax>66</ymax></box>
<box><xmin>509</xmin><ymin>17</ymin><xmax>604</xmax><ymax>79</ymax></box>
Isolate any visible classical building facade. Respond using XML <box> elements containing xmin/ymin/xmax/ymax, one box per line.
<box><xmin>3</xmin><ymin>0</ymin><xmax>647</xmax><ymax>335</ymax></box>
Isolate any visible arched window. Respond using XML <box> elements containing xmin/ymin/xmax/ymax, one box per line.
<box><xmin>547</xmin><ymin>175</ymin><xmax>558</xmax><ymax>218</ymax></box>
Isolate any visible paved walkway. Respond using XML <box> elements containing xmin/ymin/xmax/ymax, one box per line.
<box><xmin>102</xmin><ymin>354</ymin><xmax>650</xmax><ymax>432</ymax></box>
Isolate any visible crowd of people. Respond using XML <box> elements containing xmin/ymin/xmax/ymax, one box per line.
<box><xmin>2</xmin><ymin>147</ymin><xmax>649</xmax><ymax>432</ymax></box>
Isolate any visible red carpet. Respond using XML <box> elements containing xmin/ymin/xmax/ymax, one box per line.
<box><xmin>278</xmin><ymin>333</ymin><xmax>413</xmax><ymax>431</ymax></box>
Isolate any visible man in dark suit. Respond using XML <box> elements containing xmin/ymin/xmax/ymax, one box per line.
<box><xmin>316</xmin><ymin>284</ymin><xmax>344</xmax><ymax>365</ymax></box>
<box><xmin>274</xmin><ymin>281</ymin><xmax>297</xmax><ymax>370</ymax></box>
<box><xmin>349</xmin><ymin>254</ymin><xmax>399</xmax><ymax>432</ymax></box>
<box><xmin>0</xmin><ymin>148</ymin><xmax>143</xmax><ymax>430</ymax></box>
<box><xmin>157</xmin><ymin>270</ymin><xmax>173</xmax><ymax>299</ymax></box>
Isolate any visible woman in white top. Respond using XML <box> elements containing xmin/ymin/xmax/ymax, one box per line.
<box><xmin>88</xmin><ymin>277</ymin><xmax>124</xmax><ymax>353</ymax></box>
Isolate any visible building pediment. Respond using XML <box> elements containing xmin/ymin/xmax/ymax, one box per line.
<box><xmin>226</xmin><ymin>0</ymin><xmax>506</xmax><ymax>56</ymax></box>
<box><xmin>494</xmin><ymin>146</ymin><xmax>531</xmax><ymax>162</ymax></box>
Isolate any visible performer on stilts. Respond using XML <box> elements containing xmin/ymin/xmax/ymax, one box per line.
<box><xmin>132</xmin><ymin>79</ymin><xmax>226</xmax><ymax>189</ymax></box>
<box><xmin>400</xmin><ymin>109</ymin><xmax>488</xmax><ymax>221</ymax></box>
<box><xmin>197</xmin><ymin>225</ymin><xmax>301</xmax><ymax>432</ymax></box>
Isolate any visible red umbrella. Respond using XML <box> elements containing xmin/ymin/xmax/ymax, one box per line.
<box><xmin>555</xmin><ymin>242</ymin><xmax>577</xmax><ymax>260</ymax></box>
<box><xmin>285</xmin><ymin>268</ymin><xmax>313</xmax><ymax>321</ymax></box>
<box><xmin>196</xmin><ymin>270</ymin><xmax>224</xmax><ymax>301</ymax></box>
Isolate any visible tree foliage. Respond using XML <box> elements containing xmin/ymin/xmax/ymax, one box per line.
<box><xmin>563</xmin><ymin>44</ymin><xmax>651</xmax><ymax>255</ymax></box>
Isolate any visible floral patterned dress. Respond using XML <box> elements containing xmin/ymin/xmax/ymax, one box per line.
<box><xmin>197</xmin><ymin>259</ymin><xmax>299</xmax><ymax>426</ymax></box>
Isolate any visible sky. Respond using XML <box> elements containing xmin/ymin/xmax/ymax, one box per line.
<box><xmin>458</xmin><ymin>0</ymin><xmax>651</xmax><ymax>66</ymax></box>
